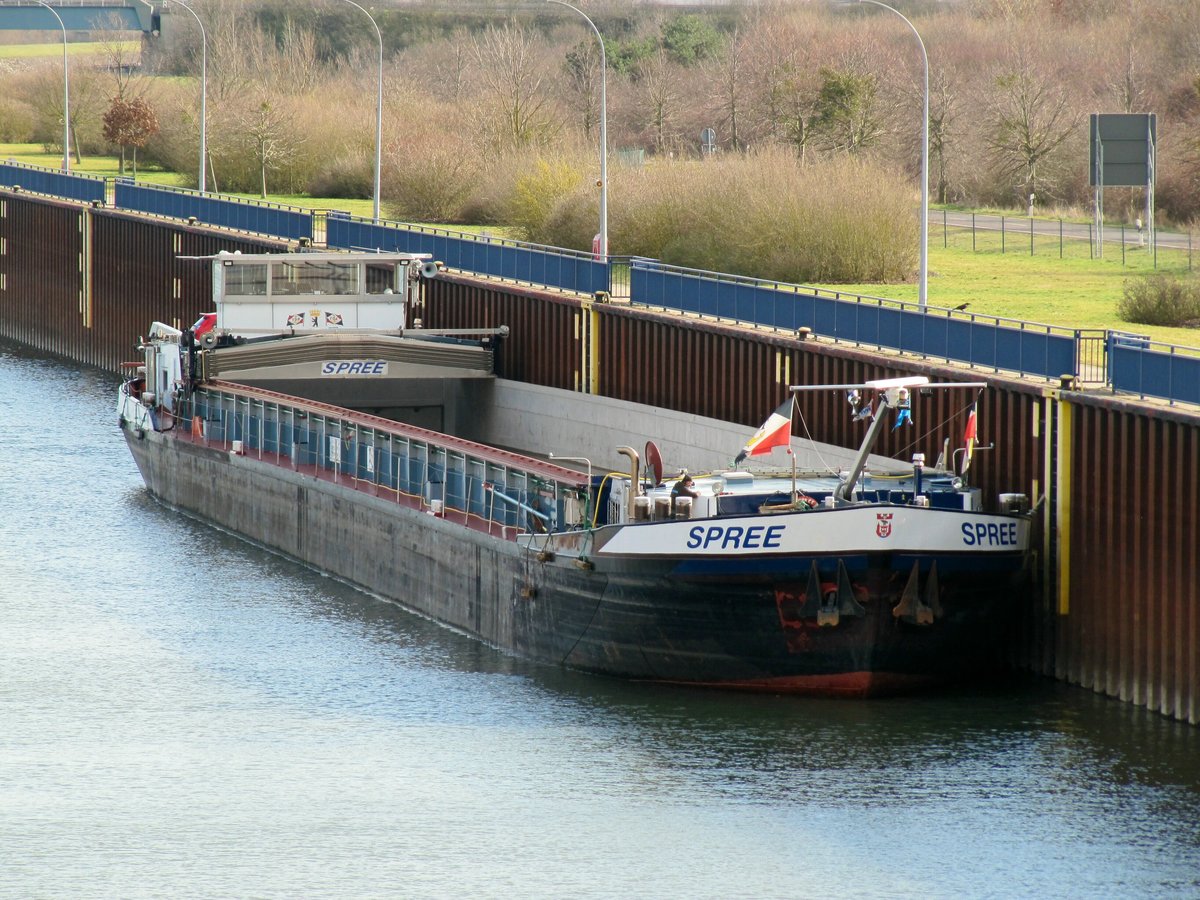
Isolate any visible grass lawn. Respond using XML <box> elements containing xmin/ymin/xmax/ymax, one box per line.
<box><xmin>814</xmin><ymin>241</ymin><xmax>1197</xmax><ymax>348</ymax></box>
<box><xmin>3</xmin><ymin>146</ymin><xmax>1196</xmax><ymax>349</ymax></box>
<box><xmin>0</xmin><ymin>41</ymin><xmax>140</xmax><ymax>59</ymax></box>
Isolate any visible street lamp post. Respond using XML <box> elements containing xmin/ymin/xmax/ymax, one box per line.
<box><xmin>30</xmin><ymin>0</ymin><xmax>69</xmax><ymax>172</ymax></box>
<box><xmin>341</xmin><ymin>0</ymin><xmax>383</xmax><ymax>222</ymax></box>
<box><xmin>859</xmin><ymin>0</ymin><xmax>928</xmax><ymax>309</ymax></box>
<box><xmin>547</xmin><ymin>0</ymin><xmax>607</xmax><ymax>258</ymax></box>
<box><xmin>167</xmin><ymin>0</ymin><xmax>207</xmax><ymax>193</ymax></box>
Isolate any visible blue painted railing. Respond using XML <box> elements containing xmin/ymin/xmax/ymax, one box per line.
<box><xmin>327</xmin><ymin>213</ymin><xmax>609</xmax><ymax>296</ymax></box>
<box><xmin>3</xmin><ymin>160</ymin><xmax>1199</xmax><ymax>404</ymax></box>
<box><xmin>0</xmin><ymin>161</ymin><xmax>105</xmax><ymax>204</ymax></box>
<box><xmin>630</xmin><ymin>259</ymin><xmax>1079</xmax><ymax>382</ymax></box>
<box><xmin>113</xmin><ymin>181</ymin><xmax>313</xmax><ymax>242</ymax></box>
<box><xmin>1109</xmin><ymin>333</ymin><xmax>1200</xmax><ymax>405</ymax></box>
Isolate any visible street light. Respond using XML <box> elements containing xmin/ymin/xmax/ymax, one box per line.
<box><xmin>341</xmin><ymin>0</ymin><xmax>383</xmax><ymax>222</ymax></box>
<box><xmin>547</xmin><ymin>0</ymin><xmax>607</xmax><ymax>258</ymax></box>
<box><xmin>29</xmin><ymin>0</ymin><xmax>69</xmax><ymax>172</ymax></box>
<box><xmin>858</xmin><ymin>0</ymin><xmax>928</xmax><ymax>309</ymax></box>
<box><xmin>166</xmin><ymin>0</ymin><xmax>207</xmax><ymax>193</ymax></box>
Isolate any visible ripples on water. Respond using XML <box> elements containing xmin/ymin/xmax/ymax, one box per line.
<box><xmin>1</xmin><ymin>343</ymin><xmax>1197</xmax><ymax>899</ymax></box>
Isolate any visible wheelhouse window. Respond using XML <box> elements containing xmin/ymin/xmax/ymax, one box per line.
<box><xmin>365</xmin><ymin>263</ymin><xmax>399</xmax><ymax>295</ymax></box>
<box><xmin>224</xmin><ymin>263</ymin><xmax>268</xmax><ymax>296</ymax></box>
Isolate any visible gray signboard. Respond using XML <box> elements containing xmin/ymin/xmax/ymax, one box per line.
<box><xmin>1089</xmin><ymin>113</ymin><xmax>1156</xmax><ymax>187</ymax></box>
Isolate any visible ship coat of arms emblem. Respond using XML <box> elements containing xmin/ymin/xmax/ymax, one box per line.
<box><xmin>876</xmin><ymin>513</ymin><xmax>894</xmax><ymax>538</ymax></box>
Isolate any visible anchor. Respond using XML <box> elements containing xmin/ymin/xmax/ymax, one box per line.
<box><xmin>893</xmin><ymin>560</ymin><xmax>943</xmax><ymax>625</ymax></box>
<box><xmin>799</xmin><ymin>559</ymin><xmax>865</xmax><ymax>627</ymax></box>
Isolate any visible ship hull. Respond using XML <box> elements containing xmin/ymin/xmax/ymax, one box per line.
<box><xmin>122</xmin><ymin>424</ymin><xmax>1027</xmax><ymax>697</ymax></box>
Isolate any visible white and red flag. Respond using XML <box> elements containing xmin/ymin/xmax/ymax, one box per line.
<box><xmin>734</xmin><ymin>398</ymin><xmax>794</xmax><ymax>465</ymax></box>
<box><xmin>962</xmin><ymin>402</ymin><xmax>978</xmax><ymax>475</ymax></box>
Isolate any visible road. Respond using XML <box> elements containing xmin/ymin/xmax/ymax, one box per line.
<box><xmin>931</xmin><ymin>210</ymin><xmax>1193</xmax><ymax>252</ymax></box>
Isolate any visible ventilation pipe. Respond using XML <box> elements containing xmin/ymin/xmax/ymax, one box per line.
<box><xmin>616</xmin><ymin>446</ymin><xmax>640</xmax><ymax>521</ymax></box>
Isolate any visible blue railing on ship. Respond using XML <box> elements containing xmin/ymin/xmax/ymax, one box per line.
<box><xmin>326</xmin><ymin>212</ymin><xmax>609</xmax><ymax>296</ymax></box>
<box><xmin>113</xmin><ymin>181</ymin><xmax>314</xmax><ymax>242</ymax></box>
<box><xmin>628</xmin><ymin>258</ymin><xmax>1079</xmax><ymax>382</ymax></box>
<box><xmin>0</xmin><ymin>161</ymin><xmax>105</xmax><ymax>204</ymax></box>
<box><xmin>1108</xmin><ymin>333</ymin><xmax>1200</xmax><ymax>405</ymax></box>
<box><xmin>186</xmin><ymin>388</ymin><xmax>581</xmax><ymax>532</ymax></box>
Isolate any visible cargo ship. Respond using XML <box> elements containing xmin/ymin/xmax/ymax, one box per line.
<box><xmin>117</xmin><ymin>250</ymin><xmax>1032</xmax><ymax>696</ymax></box>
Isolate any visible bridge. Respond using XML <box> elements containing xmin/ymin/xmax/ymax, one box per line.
<box><xmin>0</xmin><ymin>0</ymin><xmax>153</xmax><ymax>34</ymax></box>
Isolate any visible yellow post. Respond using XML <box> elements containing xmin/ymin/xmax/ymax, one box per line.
<box><xmin>1055</xmin><ymin>393</ymin><xmax>1073</xmax><ymax>615</ymax></box>
<box><xmin>589</xmin><ymin>302</ymin><xmax>601</xmax><ymax>395</ymax></box>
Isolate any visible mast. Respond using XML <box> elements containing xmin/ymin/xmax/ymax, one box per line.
<box><xmin>790</xmin><ymin>377</ymin><xmax>986</xmax><ymax>505</ymax></box>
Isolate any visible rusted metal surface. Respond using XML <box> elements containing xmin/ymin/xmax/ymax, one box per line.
<box><xmin>1063</xmin><ymin>395</ymin><xmax>1199</xmax><ymax>724</ymax></box>
<box><xmin>0</xmin><ymin>193</ymin><xmax>84</xmax><ymax>361</ymax></box>
<box><xmin>422</xmin><ymin>275</ymin><xmax>580</xmax><ymax>390</ymax></box>
<box><xmin>0</xmin><ymin>192</ymin><xmax>283</xmax><ymax>371</ymax></box>
<box><xmin>1</xmin><ymin>193</ymin><xmax>1197</xmax><ymax>722</ymax></box>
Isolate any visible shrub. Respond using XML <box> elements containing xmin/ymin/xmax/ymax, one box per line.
<box><xmin>1119</xmin><ymin>274</ymin><xmax>1200</xmax><ymax>327</ymax></box>
<box><xmin>0</xmin><ymin>96</ymin><xmax>36</xmax><ymax>143</ymax></box>
<box><xmin>382</xmin><ymin>133</ymin><xmax>482</xmax><ymax>223</ymax></box>
<box><xmin>607</xmin><ymin>149</ymin><xmax>917</xmax><ymax>284</ymax></box>
<box><xmin>504</xmin><ymin>156</ymin><xmax>585</xmax><ymax>243</ymax></box>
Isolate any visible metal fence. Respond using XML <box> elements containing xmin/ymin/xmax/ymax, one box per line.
<box><xmin>628</xmin><ymin>258</ymin><xmax>1081</xmax><ymax>383</ymax></box>
<box><xmin>0</xmin><ymin>161</ymin><xmax>105</xmax><ymax>205</ymax></box>
<box><xmin>1108</xmin><ymin>333</ymin><xmax>1200</xmax><ymax>405</ymax></box>
<box><xmin>113</xmin><ymin>181</ymin><xmax>314</xmax><ymax>242</ymax></box>
<box><xmin>326</xmin><ymin>213</ymin><xmax>609</xmax><ymax>296</ymax></box>
<box><xmin>935</xmin><ymin>211</ymin><xmax>1194</xmax><ymax>273</ymax></box>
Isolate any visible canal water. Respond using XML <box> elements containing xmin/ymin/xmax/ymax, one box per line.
<box><xmin>1</xmin><ymin>342</ymin><xmax>1198</xmax><ymax>899</ymax></box>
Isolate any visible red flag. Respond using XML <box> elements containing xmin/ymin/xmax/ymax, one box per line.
<box><xmin>734</xmin><ymin>398</ymin><xmax>793</xmax><ymax>465</ymax></box>
<box><xmin>962</xmin><ymin>403</ymin><xmax>978</xmax><ymax>475</ymax></box>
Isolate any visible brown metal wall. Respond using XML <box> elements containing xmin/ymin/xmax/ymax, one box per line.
<box><xmin>0</xmin><ymin>192</ymin><xmax>283</xmax><ymax>371</ymax></box>
<box><xmin>1064</xmin><ymin>396</ymin><xmax>1199</xmax><ymax>724</ymax></box>
<box><xmin>0</xmin><ymin>193</ymin><xmax>84</xmax><ymax>361</ymax></box>
<box><xmin>423</xmin><ymin>276</ymin><xmax>580</xmax><ymax>390</ymax></box>
<box><xmin>91</xmin><ymin>210</ymin><xmax>283</xmax><ymax>370</ymax></box>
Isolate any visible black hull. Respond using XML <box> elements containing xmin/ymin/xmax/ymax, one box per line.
<box><xmin>123</xmin><ymin>426</ymin><xmax>1028</xmax><ymax>697</ymax></box>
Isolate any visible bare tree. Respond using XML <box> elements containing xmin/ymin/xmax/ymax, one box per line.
<box><xmin>563</xmin><ymin>38</ymin><xmax>602</xmax><ymax>141</ymax></box>
<box><xmin>270</xmin><ymin>18</ymin><xmax>323</xmax><ymax>95</ymax></box>
<box><xmin>636</xmin><ymin>49</ymin><xmax>683</xmax><ymax>155</ymax></box>
<box><xmin>240</xmin><ymin>90</ymin><xmax>303</xmax><ymax>197</ymax></box>
<box><xmin>91</xmin><ymin>11</ymin><xmax>149</xmax><ymax>104</ymax></box>
<box><xmin>705</xmin><ymin>27</ymin><xmax>748</xmax><ymax>152</ymax></box>
<box><xmin>929</xmin><ymin>65</ymin><xmax>963</xmax><ymax>205</ymax></box>
<box><xmin>470</xmin><ymin>22</ymin><xmax>559</xmax><ymax>149</ymax></box>
<box><xmin>984</xmin><ymin>45</ymin><xmax>1083</xmax><ymax>203</ymax></box>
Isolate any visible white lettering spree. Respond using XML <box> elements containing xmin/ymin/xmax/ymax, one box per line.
<box><xmin>320</xmin><ymin>360</ymin><xmax>389</xmax><ymax>376</ymax></box>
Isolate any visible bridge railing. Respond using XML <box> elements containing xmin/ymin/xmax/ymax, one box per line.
<box><xmin>113</xmin><ymin>181</ymin><xmax>314</xmax><ymax>242</ymax></box>
<box><xmin>325</xmin><ymin>213</ymin><xmax>610</xmax><ymax>296</ymax></box>
<box><xmin>0</xmin><ymin>161</ymin><xmax>105</xmax><ymax>205</ymax></box>
<box><xmin>628</xmin><ymin>258</ymin><xmax>1080</xmax><ymax>383</ymax></box>
<box><xmin>1108</xmin><ymin>333</ymin><xmax>1200</xmax><ymax>405</ymax></box>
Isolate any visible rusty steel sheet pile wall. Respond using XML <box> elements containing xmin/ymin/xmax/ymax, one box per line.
<box><xmin>0</xmin><ymin>192</ymin><xmax>284</xmax><ymax>371</ymax></box>
<box><xmin>91</xmin><ymin>211</ymin><xmax>283</xmax><ymax>371</ymax></box>
<box><xmin>423</xmin><ymin>276</ymin><xmax>580</xmax><ymax>390</ymax></box>
<box><xmin>0</xmin><ymin>193</ymin><xmax>84</xmax><ymax>362</ymax></box>
<box><xmin>1064</xmin><ymin>396</ymin><xmax>1199</xmax><ymax>723</ymax></box>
